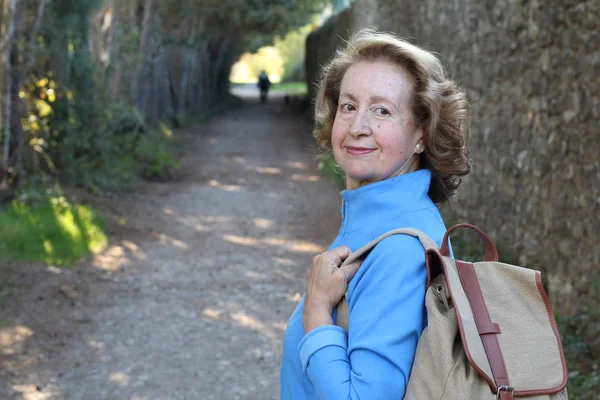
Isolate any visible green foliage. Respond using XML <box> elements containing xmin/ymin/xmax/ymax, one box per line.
<box><xmin>270</xmin><ymin>81</ymin><xmax>308</xmax><ymax>95</ymax></box>
<box><xmin>230</xmin><ymin>22</ymin><xmax>315</xmax><ymax>83</ymax></box>
<box><xmin>161</xmin><ymin>0</ymin><xmax>327</xmax><ymax>54</ymax></box>
<box><xmin>134</xmin><ymin>125</ymin><xmax>180</xmax><ymax>181</ymax></box>
<box><xmin>52</xmin><ymin>101</ymin><xmax>141</xmax><ymax>192</ymax></box>
<box><xmin>17</xmin><ymin>0</ymin><xmax>136</xmax><ymax>193</ymax></box>
<box><xmin>0</xmin><ymin>197</ymin><xmax>107</xmax><ymax>266</ymax></box>
<box><xmin>317</xmin><ymin>152</ymin><xmax>346</xmax><ymax>189</ymax></box>
<box><xmin>274</xmin><ymin>24</ymin><xmax>314</xmax><ymax>82</ymax></box>
<box><xmin>232</xmin><ymin>47</ymin><xmax>285</xmax><ymax>83</ymax></box>
<box><xmin>105</xmin><ymin>104</ymin><xmax>146</xmax><ymax>136</ymax></box>
<box><xmin>12</xmin><ymin>0</ymin><xmax>322</xmax><ymax>197</ymax></box>
<box><xmin>7</xmin><ymin>0</ymin><xmax>326</xmax><ymax>196</ymax></box>
<box><xmin>556</xmin><ymin>309</ymin><xmax>600</xmax><ymax>399</ymax></box>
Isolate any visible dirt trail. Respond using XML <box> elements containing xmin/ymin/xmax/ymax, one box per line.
<box><xmin>0</xmin><ymin>89</ymin><xmax>342</xmax><ymax>399</ymax></box>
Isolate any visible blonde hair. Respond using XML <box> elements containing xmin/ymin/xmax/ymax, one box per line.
<box><xmin>313</xmin><ymin>28</ymin><xmax>471</xmax><ymax>204</ymax></box>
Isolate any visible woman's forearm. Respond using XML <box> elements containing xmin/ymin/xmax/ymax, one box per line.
<box><xmin>302</xmin><ymin>302</ymin><xmax>334</xmax><ymax>332</ymax></box>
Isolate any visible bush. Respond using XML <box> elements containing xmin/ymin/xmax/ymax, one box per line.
<box><xmin>134</xmin><ymin>124</ymin><xmax>180</xmax><ymax>181</ymax></box>
<box><xmin>105</xmin><ymin>103</ymin><xmax>146</xmax><ymax>136</ymax></box>
<box><xmin>317</xmin><ymin>152</ymin><xmax>345</xmax><ymax>189</ymax></box>
<box><xmin>557</xmin><ymin>309</ymin><xmax>600</xmax><ymax>399</ymax></box>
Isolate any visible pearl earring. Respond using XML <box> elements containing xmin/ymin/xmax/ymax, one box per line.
<box><xmin>415</xmin><ymin>143</ymin><xmax>423</xmax><ymax>153</ymax></box>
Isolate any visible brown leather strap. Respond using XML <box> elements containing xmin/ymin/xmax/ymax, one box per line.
<box><xmin>498</xmin><ymin>389</ymin><xmax>515</xmax><ymax>400</ymax></box>
<box><xmin>456</xmin><ymin>261</ymin><xmax>513</xmax><ymax>399</ymax></box>
<box><xmin>440</xmin><ymin>224</ymin><xmax>499</xmax><ymax>262</ymax></box>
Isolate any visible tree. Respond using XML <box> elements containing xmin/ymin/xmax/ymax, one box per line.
<box><xmin>0</xmin><ymin>0</ymin><xmax>18</xmax><ymax>190</ymax></box>
<box><xmin>0</xmin><ymin>0</ymin><xmax>329</xmax><ymax>193</ymax></box>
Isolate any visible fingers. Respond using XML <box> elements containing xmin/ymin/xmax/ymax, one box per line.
<box><xmin>328</xmin><ymin>246</ymin><xmax>352</xmax><ymax>266</ymax></box>
<box><xmin>338</xmin><ymin>260</ymin><xmax>362</xmax><ymax>283</ymax></box>
<box><xmin>311</xmin><ymin>246</ymin><xmax>351</xmax><ymax>271</ymax></box>
<box><xmin>304</xmin><ymin>246</ymin><xmax>362</xmax><ymax>319</ymax></box>
<box><xmin>333</xmin><ymin>246</ymin><xmax>352</xmax><ymax>259</ymax></box>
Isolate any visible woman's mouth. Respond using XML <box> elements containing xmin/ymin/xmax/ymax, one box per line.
<box><xmin>345</xmin><ymin>146</ymin><xmax>375</xmax><ymax>156</ymax></box>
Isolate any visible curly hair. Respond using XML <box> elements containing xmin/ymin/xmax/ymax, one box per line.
<box><xmin>313</xmin><ymin>28</ymin><xmax>471</xmax><ymax>204</ymax></box>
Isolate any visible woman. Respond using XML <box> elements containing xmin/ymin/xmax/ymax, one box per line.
<box><xmin>280</xmin><ymin>28</ymin><xmax>470</xmax><ymax>398</ymax></box>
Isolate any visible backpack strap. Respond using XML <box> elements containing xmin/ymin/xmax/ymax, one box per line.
<box><xmin>335</xmin><ymin>228</ymin><xmax>439</xmax><ymax>331</ymax></box>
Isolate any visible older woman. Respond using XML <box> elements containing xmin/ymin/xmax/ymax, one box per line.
<box><xmin>280</xmin><ymin>29</ymin><xmax>470</xmax><ymax>398</ymax></box>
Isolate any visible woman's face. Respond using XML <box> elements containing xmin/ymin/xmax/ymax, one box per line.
<box><xmin>331</xmin><ymin>60</ymin><xmax>423</xmax><ymax>190</ymax></box>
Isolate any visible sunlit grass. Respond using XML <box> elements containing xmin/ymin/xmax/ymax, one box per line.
<box><xmin>270</xmin><ymin>81</ymin><xmax>307</xmax><ymax>95</ymax></box>
<box><xmin>0</xmin><ymin>198</ymin><xmax>107</xmax><ymax>266</ymax></box>
<box><xmin>228</xmin><ymin>81</ymin><xmax>308</xmax><ymax>95</ymax></box>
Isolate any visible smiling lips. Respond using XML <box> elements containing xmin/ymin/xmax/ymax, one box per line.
<box><xmin>345</xmin><ymin>146</ymin><xmax>375</xmax><ymax>156</ymax></box>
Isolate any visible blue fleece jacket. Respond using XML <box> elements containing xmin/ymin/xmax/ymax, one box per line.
<box><xmin>280</xmin><ymin>169</ymin><xmax>448</xmax><ymax>399</ymax></box>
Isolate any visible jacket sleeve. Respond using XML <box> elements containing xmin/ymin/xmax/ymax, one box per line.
<box><xmin>297</xmin><ymin>235</ymin><xmax>427</xmax><ymax>399</ymax></box>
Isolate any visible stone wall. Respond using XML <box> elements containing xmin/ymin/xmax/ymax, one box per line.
<box><xmin>305</xmin><ymin>0</ymin><xmax>600</xmax><ymax>314</ymax></box>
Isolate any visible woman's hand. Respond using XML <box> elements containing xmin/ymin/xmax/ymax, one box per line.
<box><xmin>303</xmin><ymin>246</ymin><xmax>362</xmax><ymax>333</ymax></box>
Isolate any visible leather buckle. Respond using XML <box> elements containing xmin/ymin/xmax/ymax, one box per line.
<box><xmin>496</xmin><ymin>385</ymin><xmax>514</xmax><ymax>399</ymax></box>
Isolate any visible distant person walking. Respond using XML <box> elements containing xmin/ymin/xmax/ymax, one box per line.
<box><xmin>257</xmin><ymin>70</ymin><xmax>271</xmax><ymax>103</ymax></box>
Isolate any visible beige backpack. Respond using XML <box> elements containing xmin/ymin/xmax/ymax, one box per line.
<box><xmin>336</xmin><ymin>223</ymin><xmax>568</xmax><ymax>399</ymax></box>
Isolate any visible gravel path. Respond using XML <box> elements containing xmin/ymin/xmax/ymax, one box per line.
<box><xmin>0</xmin><ymin>92</ymin><xmax>342</xmax><ymax>399</ymax></box>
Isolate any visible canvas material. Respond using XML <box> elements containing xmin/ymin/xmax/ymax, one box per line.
<box><xmin>336</xmin><ymin>228</ymin><xmax>438</xmax><ymax>331</ymax></box>
<box><xmin>474</xmin><ymin>262</ymin><xmax>567</xmax><ymax>391</ymax></box>
<box><xmin>335</xmin><ymin>226</ymin><xmax>569</xmax><ymax>399</ymax></box>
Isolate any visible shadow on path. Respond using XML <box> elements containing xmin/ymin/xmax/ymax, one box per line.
<box><xmin>0</xmin><ymin>91</ymin><xmax>341</xmax><ymax>399</ymax></box>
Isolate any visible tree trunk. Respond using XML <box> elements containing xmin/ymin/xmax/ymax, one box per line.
<box><xmin>178</xmin><ymin>21</ymin><xmax>198</xmax><ymax>115</ymax></box>
<box><xmin>197</xmin><ymin>43</ymin><xmax>210</xmax><ymax>111</ymax></box>
<box><xmin>22</xmin><ymin>0</ymin><xmax>46</xmax><ymax>76</ymax></box>
<box><xmin>150</xmin><ymin>44</ymin><xmax>159</xmax><ymax>122</ymax></box>
<box><xmin>208</xmin><ymin>35</ymin><xmax>236</xmax><ymax>99</ymax></box>
<box><xmin>15</xmin><ymin>0</ymin><xmax>47</xmax><ymax>181</ymax></box>
<box><xmin>0</xmin><ymin>0</ymin><xmax>17</xmax><ymax>187</ymax></box>
<box><xmin>13</xmin><ymin>75</ymin><xmax>25</xmax><ymax>182</ymax></box>
<box><xmin>179</xmin><ymin>47</ymin><xmax>189</xmax><ymax>114</ymax></box>
<box><xmin>108</xmin><ymin>0</ymin><xmax>121</xmax><ymax>101</ymax></box>
<box><xmin>127</xmin><ymin>0</ymin><xmax>137</xmax><ymax>22</ymax></box>
<box><xmin>132</xmin><ymin>0</ymin><xmax>154</xmax><ymax>106</ymax></box>
<box><xmin>160</xmin><ymin>48</ymin><xmax>175</xmax><ymax>117</ymax></box>
<box><xmin>165</xmin><ymin>57</ymin><xmax>176</xmax><ymax>115</ymax></box>
<box><xmin>111</xmin><ymin>0</ymin><xmax>136</xmax><ymax>103</ymax></box>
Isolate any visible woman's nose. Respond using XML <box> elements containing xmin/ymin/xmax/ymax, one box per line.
<box><xmin>349</xmin><ymin>110</ymin><xmax>371</xmax><ymax>138</ymax></box>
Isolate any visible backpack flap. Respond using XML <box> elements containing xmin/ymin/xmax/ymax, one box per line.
<box><xmin>437</xmin><ymin>251</ymin><xmax>569</xmax><ymax>396</ymax></box>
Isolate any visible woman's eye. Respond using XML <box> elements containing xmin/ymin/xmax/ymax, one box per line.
<box><xmin>340</xmin><ymin>104</ymin><xmax>355</xmax><ymax>112</ymax></box>
<box><xmin>374</xmin><ymin>107</ymin><xmax>390</xmax><ymax>116</ymax></box>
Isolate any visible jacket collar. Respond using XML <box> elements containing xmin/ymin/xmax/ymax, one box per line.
<box><xmin>339</xmin><ymin>169</ymin><xmax>433</xmax><ymax>233</ymax></box>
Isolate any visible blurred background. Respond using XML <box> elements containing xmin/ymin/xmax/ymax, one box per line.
<box><xmin>0</xmin><ymin>0</ymin><xmax>598</xmax><ymax>398</ymax></box>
